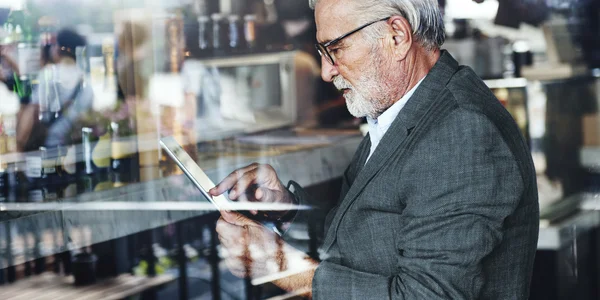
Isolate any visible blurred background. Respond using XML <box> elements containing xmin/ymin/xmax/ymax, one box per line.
<box><xmin>0</xmin><ymin>0</ymin><xmax>599</xmax><ymax>299</ymax></box>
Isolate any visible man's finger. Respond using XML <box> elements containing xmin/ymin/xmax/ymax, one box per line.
<box><xmin>210</xmin><ymin>163</ymin><xmax>259</xmax><ymax>196</ymax></box>
<box><xmin>230</xmin><ymin>170</ymin><xmax>259</xmax><ymax>199</ymax></box>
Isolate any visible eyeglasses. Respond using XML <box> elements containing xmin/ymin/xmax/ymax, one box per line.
<box><xmin>315</xmin><ymin>17</ymin><xmax>391</xmax><ymax>66</ymax></box>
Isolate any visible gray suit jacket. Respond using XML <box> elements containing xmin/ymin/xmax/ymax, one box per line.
<box><xmin>311</xmin><ymin>51</ymin><xmax>539</xmax><ymax>299</ymax></box>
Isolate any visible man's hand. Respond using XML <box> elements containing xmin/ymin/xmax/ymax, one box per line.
<box><xmin>216</xmin><ymin>211</ymin><xmax>315</xmax><ymax>281</ymax></box>
<box><xmin>209</xmin><ymin>163</ymin><xmax>295</xmax><ymax>218</ymax></box>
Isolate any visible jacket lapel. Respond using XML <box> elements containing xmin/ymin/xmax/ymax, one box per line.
<box><xmin>321</xmin><ymin>51</ymin><xmax>460</xmax><ymax>253</ymax></box>
<box><xmin>353</xmin><ymin>136</ymin><xmax>371</xmax><ymax>176</ymax></box>
<box><xmin>335</xmin><ymin>135</ymin><xmax>371</xmax><ymax>204</ymax></box>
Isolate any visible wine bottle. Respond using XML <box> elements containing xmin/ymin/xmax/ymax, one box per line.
<box><xmin>5</xmin><ymin>222</ymin><xmax>16</xmax><ymax>283</ymax></box>
<box><xmin>211</xmin><ymin>13</ymin><xmax>224</xmax><ymax>52</ymax></box>
<box><xmin>110</xmin><ymin>121</ymin><xmax>139</xmax><ymax>186</ymax></box>
<box><xmin>40</xmin><ymin>147</ymin><xmax>61</xmax><ymax>201</ymax></box>
<box><xmin>52</xmin><ymin>227</ymin><xmax>61</xmax><ymax>274</ymax></box>
<box><xmin>0</xmin><ymin>221</ymin><xmax>6</xmax><ymax>285</ymax></box>
<box><xmin>33</xmin><ymin>229</ymin><xmax>46</xmax><ymax>274</ymax></box>
<box><xmin>25</xmin><ymin>149</ymin><xmax>43</xmax><ymax>203</ymax></box>
<box><xmin>76</xmin><ymin>127</ymin><xmax>111</xmax><ymax>193</ymax></box>
<box><xmin>59</xmin><ymin>143</ymin><xmax>79</xmax><ymax>200</ymax></box>
<box><xmin>90</xmin><ymin>236</ymin><xmax>130</xmax><ymax>279</ymax></box>
<box><xmin>0</xmin><ymin>121</ymin><xmax>8</xmax><ymax>201</ymax></box>
<box><xmin>77</xmin><ymin>128</ymin><xmax>94</xmax><ymax>194</ymax></box>
<box><xmin>23</xmin><ymin>225</ymin><xmax>32</xmax><ymax>277</ymax></box>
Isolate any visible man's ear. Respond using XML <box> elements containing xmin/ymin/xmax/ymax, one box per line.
<box><xmin>388</xmin><ymin>16</ymin><xmax>413</xmax><ymax>61</ymax></box>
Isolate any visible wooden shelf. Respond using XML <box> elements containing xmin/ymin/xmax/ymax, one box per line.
<box><xmin>0</xmin><ymin>273</ymin><xmax>175</xmax><ymax>300</ymax></box>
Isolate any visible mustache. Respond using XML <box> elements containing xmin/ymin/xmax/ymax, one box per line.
<box><xmin>333</xmin><ymin>76</ymin><xmax>353</xmax><ymax>91</ymax></box>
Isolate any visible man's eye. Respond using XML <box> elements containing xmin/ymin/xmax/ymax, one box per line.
<box><xmin>330</xmin><ymin>48</ymin><xmax>341</xmax><ymax>54</ymax></box>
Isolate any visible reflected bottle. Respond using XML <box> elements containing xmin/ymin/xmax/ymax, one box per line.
<box><xmin>25</xmin><ymin>149</ymin><xmax>43</xmax><ymax>203</ymax></box>
<box><xmin>0</xmin><ymin>166</ymin><xmax>6</xmax><ymax>202</ymax></box>
<box><xmin>6</xmin><ymin>223</ymin><xmax>15</xmax><ymax>283</ymax></box>
<box><xmin>198</xmin><ymin>15</ymin><xmax>211</xmax><ymax>51</ymax></box>
<box><xmin>57</xmin><ymin>144</ymin><xmax>78</xmax><ymax>199</ymax></box>
<box><xmin>211</xmin><ymin>14</ymin><xmax>224</xmax><ymax>52</ymax></box>
<box><xmin>77</xmin><ymin>128</ymin><xmax>94</xmax><ymax>193</ymax></box>
<box><xmin>40</xmin><ymin>147</ymin><xmax>62</xmax><ymax>201</ymax></box>
<box><xmin>110</xmin><ymin>121</ymin><xmax>139</xmax><ymax>186</ymax></box>
<box><xmin>33</xmin><ymin>231</ymin><xmax>46</xmax><ymax>274</ymax></box>
<box><xmin>0</xmin><ymin>122</ymin><xmax>8</xmax><ymax>201</ymax></box>
<box><xmin>228</xmin><ymin>15</ymin><xmax>241</xmax><ymax>50</ymax></box>
<box><xmin>92</xmin><ymin>129</ymin><xmax>113</xmax><ymax>191</ymax></box>
<box><xmin>244</xmin><ymin>15</ymin><xmax>257</xmax><ymax>50</ymax></box>
<box><xmin>38</xmin><ymin>65</ymin><xmax>62</xmax><ymax>126</ymax></box>
<box><xmin>78</xmin><ymin>128</ymin><xmax>111</xmax><ymax>192</ymax></box>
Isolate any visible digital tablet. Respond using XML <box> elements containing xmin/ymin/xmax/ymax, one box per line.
<box><xmin>160</xmin><ymin>136</ymin><xmax>309</xmax><ymax>228</ymax></box>
<box><xmin>159</xmin><ymin>136</ymin><xmax>231</xmax><ymax>210</ymax></box>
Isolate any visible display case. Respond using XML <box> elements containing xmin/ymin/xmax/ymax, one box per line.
<box><xmin>180</xmin><ymin>51</ymin><xmax>308</xmax><ymax>141</ymax></box>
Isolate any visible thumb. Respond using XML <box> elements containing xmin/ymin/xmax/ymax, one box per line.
<box><xmin>221</xmin><ymin>211</ymin><xmax>256</xmax><ymax>227</ymax></box>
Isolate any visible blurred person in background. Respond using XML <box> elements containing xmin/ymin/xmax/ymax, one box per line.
<box><xmin>0</xmin><ymin>43</ymin><xmax>20</xmax><ymax>110</ymax></box>
<box><xmin>0</xmin><ymin>45</ymin><xmax>20</xmax><ymax>86</ymax></box>
<box><xmin>116</xmin><ymin>21</ymin><xmax>151</xmax><ymax>101</ymax></box>
<box><xmin>211</xmin><ymin>0</ymin><xmax>539</xmax><ymax>298</ymax></box>
<box><xmin>0</xmin><ymin>24</ymin><xmax>20</xmax><ymax>89</ymax></box>
<box><xmin>17</xmin><ymin>28</ymin><xmax>93</xmax><ymax>151</ymax></box>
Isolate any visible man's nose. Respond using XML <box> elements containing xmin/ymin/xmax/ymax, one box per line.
<box><xmin>320</xmin><ymin>55</ymin><xmax>339</xmax><ymax>82</ymax></box>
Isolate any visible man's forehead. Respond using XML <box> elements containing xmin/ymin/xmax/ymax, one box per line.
<box><xmin>315</xmin><ymin>0</ymin><xmax>359</xmax><ymax>43</ymax></box>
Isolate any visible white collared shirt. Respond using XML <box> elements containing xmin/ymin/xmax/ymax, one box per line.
<box><xmin>366</xmin><ymin>77</ymin><xmax>425</xmax><ymax>163</ymax></box>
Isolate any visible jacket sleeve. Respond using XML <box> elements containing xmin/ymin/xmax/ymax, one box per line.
<box><xmin>313</xmin><ymin>109</ymin><xmax>529</xmax><ymax>299</ymax></box>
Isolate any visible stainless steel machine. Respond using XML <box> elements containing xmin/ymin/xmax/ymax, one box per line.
<box><xmin>519</xmin><ymin>2</ymin><xmax>600</xmax><ymax>299</ymax></box>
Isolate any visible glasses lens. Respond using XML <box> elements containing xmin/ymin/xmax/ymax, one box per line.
<box><xmin>316</xmin><ymin>44</ymin><xmax>334</xmax><ymax>66</ymax></box>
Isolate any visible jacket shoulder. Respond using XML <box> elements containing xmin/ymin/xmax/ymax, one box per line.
<box><xmin>439</xmin><ymin>66</ymin><xmax>536</xmax><ymax>193</ymax></box>
<box><xmin>445</xmin><ymin>66</ymin><xmax>501</xmax><ymax>113</ymax></box>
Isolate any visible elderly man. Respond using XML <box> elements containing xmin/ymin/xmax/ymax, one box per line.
<box><xmin>210</xmin><ymin>0</ymin><xmax>539</xmax><ymax>298</ymax></box>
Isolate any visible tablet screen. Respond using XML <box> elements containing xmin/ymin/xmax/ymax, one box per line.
<box><xmin>159</xmin><ymin>136</ymin><xmax>230</xmax><ymax>210</ymax></box>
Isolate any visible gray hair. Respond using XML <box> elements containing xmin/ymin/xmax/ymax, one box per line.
<box><xmin>309</xmin><ymin>0</ymin><xmax>445</xmax><ymax>51</ymax></box>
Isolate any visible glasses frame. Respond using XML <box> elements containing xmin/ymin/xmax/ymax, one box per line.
<box><xmin>315</xmin><ymin>17</ymin><xmax>391</xmax><ymax>66</ymax></box>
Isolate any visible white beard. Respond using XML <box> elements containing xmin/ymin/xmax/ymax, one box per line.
<box><xmin>333</xmin><ymin>58</ymin><xmax>390</xmax><ymax>119</ymax></box>
<box><xmin>334</xmin><ymin>76</ymin><xmax>388</xmax><ymax>119</ymax></box>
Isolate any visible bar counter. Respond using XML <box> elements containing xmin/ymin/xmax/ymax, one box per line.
<box><xmin>1</xmin><ymin>129</ymin><xmax>597</xmax><ymax>268</ymax></box>
<box><xmin>0</xmin><ymin>131</ymin><xmax>363</xmax><ymax>269</ymax></box>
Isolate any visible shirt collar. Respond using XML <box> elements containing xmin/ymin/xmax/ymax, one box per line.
<box><xmin>366</xmin><ymin>77</ymin><xmax>426</xmax><ymax>131</ymax></box>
